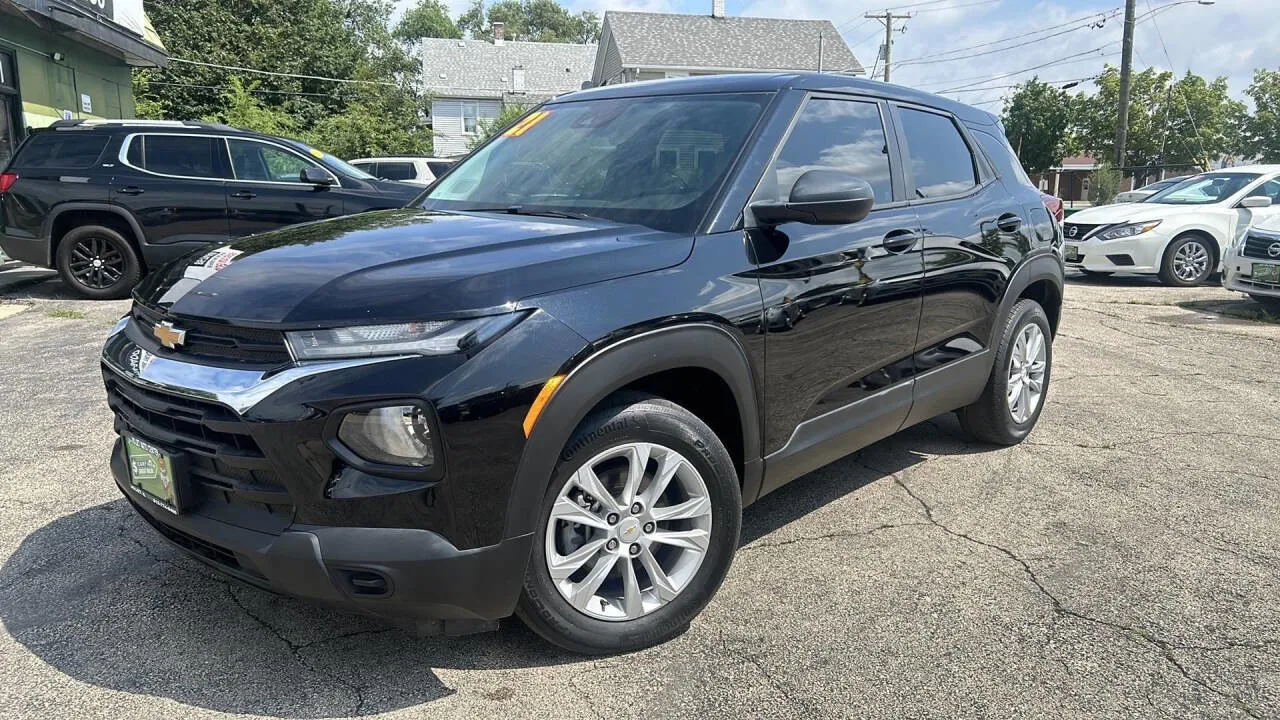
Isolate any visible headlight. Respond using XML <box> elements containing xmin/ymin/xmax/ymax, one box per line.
<box><xmin>338</xmin><ymin>405</ymin><xmax>435</xmax><ymax>467</ymax></box>
<box><xmin>1096</xmin><ymin>220</ymin><xmax>1162</xmax><ymax>241</ymax></box>
<box><xmin>285</xmin><ymin>313</ymin><xmax>525</xmax><ymax>360</ymax></box>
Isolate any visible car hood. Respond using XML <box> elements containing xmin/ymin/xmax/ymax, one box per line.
<box><xmin>1065</xmin><ymin>202</ymin><xmax>1220</xmax><ymax>225</ymax></box>
<box><xmin>134</xmin><ymin>209</ymin><xmax>691</xmax><ymax>326</ymax></box>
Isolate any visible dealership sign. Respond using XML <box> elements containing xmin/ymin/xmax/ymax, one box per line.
<box><xmin>68</xmin><ymin>0</ymin><xmax>147</xmax><ymax>38</ymax></box>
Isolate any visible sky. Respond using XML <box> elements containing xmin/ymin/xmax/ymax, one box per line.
<box><xmin>401</xmin><ymin>0</ymin><xmax>1280</xmax><ymax>110</ymax></box>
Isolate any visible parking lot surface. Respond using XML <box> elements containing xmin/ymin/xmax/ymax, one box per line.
<box><xmin>1</xmin><ymin>268</ymin><xmax>1277</xmax><ymax>719</ymax></box>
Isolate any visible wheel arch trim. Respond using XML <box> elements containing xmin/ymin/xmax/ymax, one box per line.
<box><xmin>43</xmin><ymin>203</ymin><xmax>146</xmax><ymax>266</ymax></box>
<box><xmin>997</xmin><ymin>252</ymin><xmax>1064</xmax><ymax>344</ymax></box>
<box><xmin>503</xmin><ymin>323</ymin><xmax>763</xmax><ymax>540</ymax></box>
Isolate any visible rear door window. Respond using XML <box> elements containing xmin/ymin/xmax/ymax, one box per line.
<box><xmin>135</xmin><ymin>135</ymin><xmax>222</xmax><ymax>179</ymax></box>
<box><xmin>426</xmin><ymin>161</ymin><xmax>453</xmax><ymax>177</ymax></box>
<box><xmin>897</xmin><ymin>107</ymin><xmax>979</xmax><ymax>199</ymax></box>
<box><xmin>378</xmin><ymin>162</ymin><xmax>416</xmax><ymax>181</ymax></box>
<box><xmin>17</xmin><ymin>132</ymin><xmax>109</xmax><ymax>168</ymax></box>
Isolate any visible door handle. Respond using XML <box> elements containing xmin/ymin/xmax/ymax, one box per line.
<box><xmin>117</xmin><ymin>186</ymin><xmax>144</xmax><ymax>195</ymax></box>
<box><xmin>879</xmin><ymin>229</ymin><xmax>920</xmax><ymax>254</ymax></box>
<box><xmin>996</xmin><ymin>212</ymin><xmax>1023</xmax><ymax>233</ymax></box>
<box><xmin>231</xmin><ymin>191</ymin><xmax>257</xmax><ymax>199</ymax></box>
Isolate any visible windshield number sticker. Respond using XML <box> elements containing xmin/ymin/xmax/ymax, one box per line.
<box><xmin>505</xmin><ymin>110</ymin><xmax>551</xmax><ymax>138</ymax></box>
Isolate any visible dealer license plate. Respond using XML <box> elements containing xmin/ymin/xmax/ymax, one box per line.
<box><xmin>1064</xmin><ymin>244</ymin><xmax>1080</xmax><ymax>262</ymax></box>
<box><xmin>125</xmin><ymin>436</ymin><xmax>181</xmax><ymax>514</ymax></box>
<box><xmin>1253</xmin><ymin>262</ymin><xmax>1280</xmax><ymax>285</ymax></box>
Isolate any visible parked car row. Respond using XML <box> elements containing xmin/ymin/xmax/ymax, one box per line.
<box><xmin>1060</xmin><ymin>166</ymin><xmax>1280</xmax><ymax>305</ymax></box>
<box><xmin>0</xmin><ymin>120</ymin><xmax>424</xmax><ymax>298</ymax></box>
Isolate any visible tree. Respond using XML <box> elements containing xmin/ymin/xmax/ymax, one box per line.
<box><xmin>458</xmin><ymin>0</ymin><xmax>599</xmax><ymax>43</ymax></box>
<box><xmin>1242</xmin><ymin>68</ymin><xmax>1280</xmax><ymax>162</ymax></box>
<box><xmin>1000</xmin><ymin>78</ymin><xmax>1072</xmax><ymax>174</ymax></box>
<box><xmin>394</xmin><ymin>0</ymin><xmax>462</xmax><ymax>45</ymax></box>
<box><xmin>138</xmin><ymin>0</ymin><xmax>432</xmax><ymax>159</ymax></box>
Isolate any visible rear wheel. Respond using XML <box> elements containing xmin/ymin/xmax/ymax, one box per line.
<box><xmin>55</xmin><ymin>225</ymin><xmax>141</xmax><ymax>300</ymax></box>
<box><xmin>1158</xmin><ymin>235</ymin><xmax>1214</xmax><ymax>287</ymax></box>
<box><xmin>516</xmin><ymin>395</ymin><xmax>741</xmax><ymax>655</ymax></box>
<box><xmin>957</xmin><ymin>299</ymin><xmax>1053</xmax><ymax>445</ymax></box>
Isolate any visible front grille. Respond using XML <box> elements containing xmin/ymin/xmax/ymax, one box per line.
<box><xmin>1242</xmin><ymin>233</ymin><xmax>1280</xmax><ymax>260</ymax></box>
<box><xmin>104</xmin><ymin>368</ymin><xmax>290</xmax><ymax>506</ymax></box>
<box><xmin>132</xmin><ymin>303</ymin><xmax>291</xmax><ymax>365</ymax></box>
<box><xmin>1063</xmin><ymin>222</ymin><xmax>1102</xmax><ymax>241</ymax></box>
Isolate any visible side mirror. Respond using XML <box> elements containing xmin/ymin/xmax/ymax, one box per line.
<box><xmin>301</xmin><ymin>167</ymin><xmax>335</xmax><ymax>186</ymax></box>
<box><xmin>750</xmin><ymin>169</ymin><xmax>876</xmax><ymax>226</ymax></box>
<box><xmin>1241</xmin><ymin>196</ymin><xmax>1272</xmax><ymax>208</ymax></box>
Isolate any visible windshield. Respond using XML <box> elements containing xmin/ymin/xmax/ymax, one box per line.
<box><xmin>421</xmin><ymin>93</ymin><xmax>772</xmax><ymax>233</ymax></box>
<box><xmin>1144</xmin><ymin>173</ymin><xmax>1260</xmax><ymax>205</ymax></box>
<box><xmin>280</xmin><ymin>140</ymin><xmax>377</xmax><ymax>180</ymax></box>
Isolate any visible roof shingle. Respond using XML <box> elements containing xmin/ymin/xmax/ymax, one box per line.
<box><xmin>602</xmin><ymin>11</ymin><xmax>863</xmax><ymax>76</ymax></box>
<box><xmin>420</xmin><ymin>39</ymin><xmax>596</xmax><ymax>101</ymax></box>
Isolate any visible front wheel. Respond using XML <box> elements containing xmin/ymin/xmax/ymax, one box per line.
<box><xmin>957</xmin><ymin>299</ymin><xmax>1053</xmax><ymax>445</ymax></box>
<box><xmin>516</xmin><ymin>395</ymin><xmax>741</xmax><ymax>655</ymax></box>
<box><xmin>1158</xmin><ymin>235</ymin><xmax>1214</xmax><ymax>287</ymax></box>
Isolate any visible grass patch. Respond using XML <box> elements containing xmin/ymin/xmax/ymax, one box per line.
<box><xmin>46</xmin><ymin>309</ymin><xmax>88</xmax><ymax>320</ymax></box>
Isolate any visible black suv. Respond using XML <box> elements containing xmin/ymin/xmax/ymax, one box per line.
<box><xmin>0</xmin><ymin>120</ymin><xmax>422</xmax><ymax>299</ymax></box>
<box><xmin>101</xmin><ymin>74</ymin><xmax>1063</xmax><ymax>654</ymax></box>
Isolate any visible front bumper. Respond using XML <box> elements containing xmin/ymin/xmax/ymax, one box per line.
<box><xmin>113</xmin><ymin>439</ymin><xmax>533</xmax><ymax>626</ymax></box>
<box><xmin>1223</xmin><ymin>254</ymin><xmax>1280</xmax><ymax>298</ymax></box>
<box><xmin>1063</xmin><ymin>231</ymin><xmax>1170</xmax><ymax>274</ymax></box>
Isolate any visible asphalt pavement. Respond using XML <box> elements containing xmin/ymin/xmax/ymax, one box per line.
<box><xmin>1</xmin><ymin>268</ymin><xmax>1277</xmax><ymax>719</ymax></box>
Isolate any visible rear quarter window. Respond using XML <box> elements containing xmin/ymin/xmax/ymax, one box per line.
<box><xmin>16</xmin><ymin>132</ymin><xmax>109</xmax><ymax>169</ymax></box>
<box><xmin>971</xmin><ymin>128</ymin><xmax>1037</xmax><ymax>190</ymax></box>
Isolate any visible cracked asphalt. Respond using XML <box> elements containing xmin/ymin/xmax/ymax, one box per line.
<box><xmin>1</xmin><ymin>268</ymin><xmax>1278</xmax><ymax>719</ymax></box>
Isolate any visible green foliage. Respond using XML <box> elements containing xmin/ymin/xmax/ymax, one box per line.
<box><xmin>459</xmin><ymin>0</ymin><xmax>599</xmax><ymax>43</ymax></box>
<box><xmin>1089</xmin><ymin>163</ymin><xmax>1122</xmax><ymax>205</ymax></box>
<box><xmin>1071</xmin><ymin>65</ymin><xmax>1243</xmax><ymax>173</ymax></box>
<box><xmin>137</xmin><ymin>0</ymin><xmax>431</xmax><ymax>159</ymax></box>
<box><xmin>1000</xmin><ymin>78</ymin><xmax>1071</xmax><ymax>174</ymax></box>
<box><xmin>394</xmin><ymin>0</ymin><xmax>462</xmax><ymax>44</ymax></box>
<box><xmin>201</xmin><ymin>77</ymin><xmax>297</xmax><ymax>136</ymax></box>
<box><xmin>1242</xmin><ymin>68</ymin><xmax>1280</xmax><ymax>162</ymax></box>
<box><xmin>467</xmin><ymin>103</ymin><xmax>531</xmax><ymax>149</ymax></box>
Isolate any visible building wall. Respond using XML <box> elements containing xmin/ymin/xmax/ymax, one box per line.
<box><xmin>431</xmin><ymin>97</ymin><xmax>502</xmax><ymax>157</ymax></box>
<box><xmin>1</xmin><ymin>21</ymin><xmax>136</xmax><ymax>131</ymax></box>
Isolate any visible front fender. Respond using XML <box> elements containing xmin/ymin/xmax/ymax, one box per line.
<box><xmin>502</xmin><ymin>323</ymin><xmax>763</xmax><ymax>539</ymax></box>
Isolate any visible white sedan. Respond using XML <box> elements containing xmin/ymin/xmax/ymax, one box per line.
<box><xmin>1062</xmin><ymin>166</ymin><xmax>1280</xmax><ymax>286</ymax></box>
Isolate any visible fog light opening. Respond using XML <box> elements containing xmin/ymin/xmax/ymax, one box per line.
<box><xmin>337</xmin><ymin>405</ymin><xmax>435</xmax><ymax>468</ymax></box>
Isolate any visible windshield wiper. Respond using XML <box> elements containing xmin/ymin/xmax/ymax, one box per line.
<box><xmin>467</xmin><ymin>205</ymin><xmax>594</xmax><ymax>220</ymax></box>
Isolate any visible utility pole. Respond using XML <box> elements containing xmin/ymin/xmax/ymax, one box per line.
<box><xmin>1114</xmin><ymin>0</ymin><xmax>1137</xmax><ymax>170</ymax></box>
<box><xmin>865</xmin><ymin>11</ymin><xmax>912</xmax><ymax>82</ymax></box>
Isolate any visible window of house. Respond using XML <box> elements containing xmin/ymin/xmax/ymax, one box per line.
<box><xmin>139</xmin><ymin>135</ymin><xmax>220</xmax><ymax>178</ymax></box>
<box><xmin>462</xmin><ymin>101</ymin><xmax>479</xmax><ymax>134</ymax></box>
<box><xmin>897</xmin><ymin>107</ymin><xmax>979</xmax><ymax>199</ymax></box>
<box><xmin>757</xmin><ymin>98</ymin><xmax>894</xmax><ymax>204</ymax></box>
<box><xmin>228</xmin><ymin>139</ymin><xmax>316</xmax><ymax>182</ymax></box>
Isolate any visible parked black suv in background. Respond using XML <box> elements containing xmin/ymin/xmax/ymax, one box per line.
<box><xmin>0</xmin><ymin>120</ymin><xmax>422</xmax><ymax>299</ymax></box>
<box><xmin>102</xmin><ymin>74</ymin><xmax>1063</xmax><ymax>654</ymax></box>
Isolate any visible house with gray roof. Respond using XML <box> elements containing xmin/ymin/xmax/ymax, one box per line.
<box><xmin>593</xmin><ymin>3</ymin><xmax>863</xmax><ymax>87</ymax></box>
<box><xmin>421</xmin><ymin>25</ymin><xmax>595</xmax><ymax>156</ymax></box>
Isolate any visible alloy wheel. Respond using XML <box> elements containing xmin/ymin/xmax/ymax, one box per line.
<box><xmin>68</xmin><ymin>235</ymin><xmax>126</xmax><ymax>290</ymax></box>
<box><xmin>544</xmin><ymin>441</ymin><xmax>713</xmax><ymax>622</ymax></box>
<box><xmin>1007</xmin><ymin>324</ymin><xmax>1047</xmax><ymax>424</ymax></box>
<box><xmin>1172</xmin><ymin>240</ymin><xmax>1210</xmax><ymax>282</ymax></box>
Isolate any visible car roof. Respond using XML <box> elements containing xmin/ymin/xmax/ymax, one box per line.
<box><xmin>550</xmin><ymin>72</ymin><xmax>999</xmax><ymax>126</ymax></box>
<box><xmin>41</xmin><ymin>119</ymin><xmax>289</xmax><ymax>143</ymax></box>
<box><xmin>1194</xmin><ymin>165</ymin><xmax>1280</xmax><ymax>175</ymax></box>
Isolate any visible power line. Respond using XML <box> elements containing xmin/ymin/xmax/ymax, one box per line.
<box><xmin>168</xmin><ymin>57</ymin><xmax>398</xmax><ymax>87</ymax></box>
<box><xmin>1144</xmin><ymin>0</ymin><xmax>1210</xmax><ymax>168</ymax></box>
<box><xmin>943</xmin><ymin>75</ymin><xmax>1101</xmax><ymax>93</ymax></box>
<box><xmin>865</xmin><ymin>10</ymin><xmax>914</xmax><ymax>82</ymax></box>
<box><xmin>922</xmin><ymin>47</ymin><xmax>1120</xmax><ymax>91</ymax></box>
<box><xmin>145</xmin><ymin>80</ymin><xmax>352</xmax><ymax>99</ymax></box>
<box><xmin>910</xmin><ymin>0</ymin><xmax>1001</xmax><ymax>14</ymax></box>
<box><xmin>896</xmin><ymin>10</ymin><xmax>1121</xmax><ymax>67</ymax></box>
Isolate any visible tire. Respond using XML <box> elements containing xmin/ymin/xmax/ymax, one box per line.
<box><xmin>1080</xmin><ymin>270</ymin><xmax>1113</xmax><ymax>278</ymax></box>
<box><xmin>55</xmin><ymin>225</ymin><xmax>142</xmax><ymax>300</ymax></box>
<box><xmin>1158</xmin><ymin>234</ymin><xmax>1214</xmax><ymax>287</ymax></box>
<box><xmin>957</xmin><ymin>299</ymin><xmax>1053</xmax><ymax>446</ymax></box>
<box><xmin>516</xmin><ymin>394</ymin><xmax>741</xmax><ymax>655</ymax></box>
<box><xmin>1249</xmin><ymin>294</ymin><xmax>1280</xmax><ymax>312</ymax></box>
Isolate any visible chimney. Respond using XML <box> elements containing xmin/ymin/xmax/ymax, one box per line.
<box><xmin>512</xmin><ymin>65</ymin><xmax>526</xmax><ymax>93</ymax></box>
<box><xmin>711</xmin><ymin>0</ymin><xmax>725</xmax><ymax>18</ymax></box>
<box><xmin>492</xmin><ymin>22</ymin><xmax>505</xmax><ymax>45</ymax></box>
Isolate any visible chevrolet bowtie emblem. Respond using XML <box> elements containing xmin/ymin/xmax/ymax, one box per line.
<box><xmin>153</xmin><ymin>321</ymin><xmax>187</xmax><ymax>350</ymax></box>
